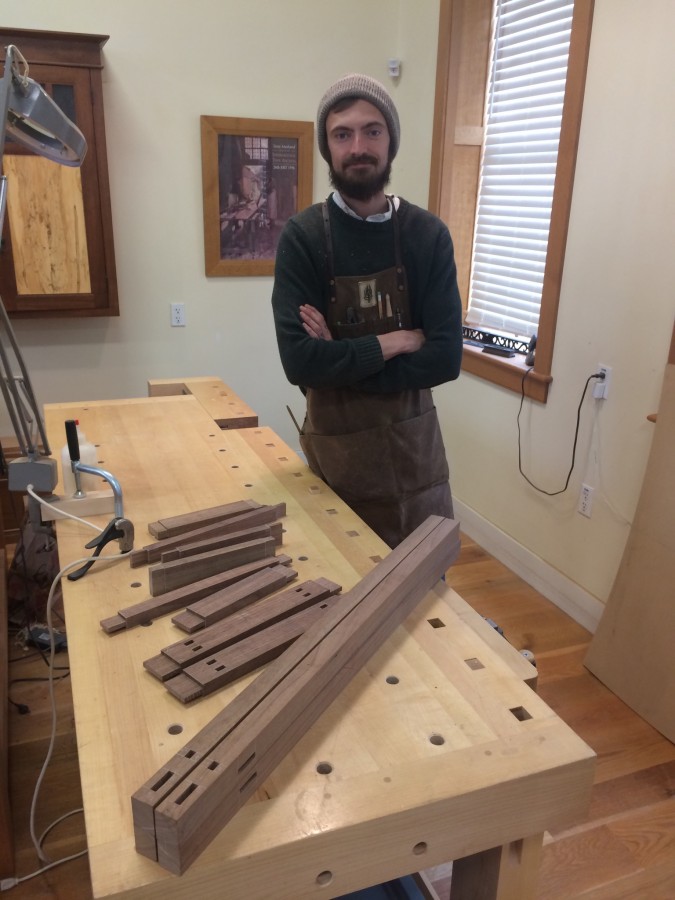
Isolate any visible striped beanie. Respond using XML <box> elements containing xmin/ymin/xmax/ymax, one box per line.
<box><xmin>316</xmin><ymin>73</ymin><xmax>400</xmax><ymax>163</ymax></box>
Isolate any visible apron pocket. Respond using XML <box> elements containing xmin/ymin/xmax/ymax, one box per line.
<box><xmin>301</xmin><ymin>407</ymin><xmax>449</xmax><ymax>503</ymax></box>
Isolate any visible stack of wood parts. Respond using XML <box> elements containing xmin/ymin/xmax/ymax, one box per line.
<box><xmin>131</xmin><ymin>514</ymin><xmax>461</xmax><ymax>875</ymax></box>
<box><xmin>100</xmin><ymin>500</ymin><xmax>290</xmax><ymax>634</ymax></box>
<box><xmin>100</xmin><ymin>499</ymin><xmax>345</xmax><ymax>702</ymax></box>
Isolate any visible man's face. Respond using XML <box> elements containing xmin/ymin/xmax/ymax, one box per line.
<box><xmin>326</xmin><ymin>99</ymin><xmax>391</xmax><ymax>201</ymax></box>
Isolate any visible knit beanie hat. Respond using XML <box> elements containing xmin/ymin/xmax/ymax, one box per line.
<box><xmin>316</xmin><ymin>73</ymin><xmax>400</xmax><ymax>163</ymax></box>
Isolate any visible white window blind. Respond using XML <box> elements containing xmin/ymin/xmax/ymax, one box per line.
<box><xmin>466</xmin><ymin>0</ymin><xmax>574</xmax><ymax>339</ymax></box>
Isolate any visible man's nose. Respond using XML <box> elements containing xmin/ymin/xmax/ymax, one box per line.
<box><xmin>348</xmin><ymin>132</ymin><xmax>365</xmax><ymax>154</ymax></box>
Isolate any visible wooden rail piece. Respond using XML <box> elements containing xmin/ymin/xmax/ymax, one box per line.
<box><xmin>164</xmin><ymin>601</ymin><xmax>339</xmax><ymax>703</ymax></box>
<box><xmin>132</xmin><ymin>516</ymin><xmax>460</xmax><ymax>872</ymax></box>
<box><xmin>171</xmin><ymin>566</ymin><xmax>298</xmax><ymax>634</ymax></box>
<box><xmin>148</xmin><ymin>537</ymin><xmax>276</xmax><ymax>596</ymax></box>
<box><xmin>159</xmin><ymin>522</ymin><xmax>283</xmax><ymax>564</ymax></box>
<box><xmin>129</xmin><ymin>503</ymin><xmax>286</xmax><ymax>568</ymax></box>
<box><xmin>100</xmin><ymin>554</ymin><xmax>293</xmax><ymax>634</ymax></box>
<box><xmin>143</xmin><ymin>578</ymin><xmax>343</xmax><ymax>682</ymax></box>
<box><xmin>147</xmin><ymin>499</ymin><xmax>263</xmax><ymax>540</ymax></box>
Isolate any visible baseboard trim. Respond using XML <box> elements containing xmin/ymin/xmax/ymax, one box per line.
<box><xmin>453</xmin><ymin>499</ymin><xmax>604</xmax><ymax>634</ymax></box>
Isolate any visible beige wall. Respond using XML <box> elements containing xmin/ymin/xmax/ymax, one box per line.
<box><xmin>3</xmin><ymin>1</ymin><xmax>675</xmax><ymax>617</ymax></box>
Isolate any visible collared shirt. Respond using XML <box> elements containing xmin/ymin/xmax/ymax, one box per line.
<box><xmin>331</xmin><ymin>191</ymin><xmax>401</xmax><ymax>223</ymax></box>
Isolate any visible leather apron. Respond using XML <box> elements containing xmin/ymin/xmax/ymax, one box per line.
<box><xmin>299</xmin><ymin>200</ymin><xmax>452</xmax><ymax>548</ymax></box>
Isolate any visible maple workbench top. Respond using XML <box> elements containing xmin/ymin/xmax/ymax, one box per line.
<box><xmin>43</xmin><ymin>388</ymin><xmax>595</xmax><ymax>900</ymax></box>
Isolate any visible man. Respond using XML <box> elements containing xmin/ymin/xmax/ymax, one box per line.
<box><xmin>272</xmin><ymin>73</ymin><xmax>463</xmax><ymax>547</ymax></box>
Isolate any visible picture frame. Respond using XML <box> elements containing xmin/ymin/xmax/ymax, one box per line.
<box><xmin>201</xmin><ymin>116</ymin><xmax>314</xmax><ymax>277</ymax></box>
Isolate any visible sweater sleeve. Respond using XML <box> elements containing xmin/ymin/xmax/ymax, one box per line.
<box><xmin>355</xmin><ymin>217</ymin><xmax>464</xmax><ymax>393</ymax></box>
<box><xmin>271</xmin><ymin>214</ymin><xmax>386</xmax><ymax>389</ymax></box>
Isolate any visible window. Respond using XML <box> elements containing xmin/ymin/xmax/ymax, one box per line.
<box><xmin>429</xmin><ymin>0</ymin><xmax>594</xmax><ymax>402</ymax></box>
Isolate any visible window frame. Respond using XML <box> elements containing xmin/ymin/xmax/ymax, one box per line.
<box><xmin>429</xmin><ymin>0</ymin><xmax>595</xmax><ymax>403</ymax></box>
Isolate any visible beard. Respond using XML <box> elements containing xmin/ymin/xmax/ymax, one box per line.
<box><xmin>329</xmin><ymin>155</ymin><xmax>392</xmax><ymax>202</ymax></box>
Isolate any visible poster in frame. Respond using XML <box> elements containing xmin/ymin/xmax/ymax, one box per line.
<box><xmin>201</xmin><ymin>116</ymin><xmax>314</xmax><ymax>276</ymax></box>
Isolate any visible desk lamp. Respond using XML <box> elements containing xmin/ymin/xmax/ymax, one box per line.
<box><xmin>0</xmin><ymin>43</ymin><xmax>87</xmax><ymax>493</ymax></box>
<box><xmin>0</xmin><ymin>44</ymin><xmax>132</xmax><ymax>562</ymax></box>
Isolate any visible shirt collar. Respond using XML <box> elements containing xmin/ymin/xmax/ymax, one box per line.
<box><xmin>331</xmin><ymin>191</ymin><xmax>400</xmax><ymax>222</ymax></box>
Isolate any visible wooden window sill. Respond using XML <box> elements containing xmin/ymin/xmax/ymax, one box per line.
<box><xmin>461</xmin><ymin>344</ymin><xmax>552</xmax><ymax>403</ymax></box>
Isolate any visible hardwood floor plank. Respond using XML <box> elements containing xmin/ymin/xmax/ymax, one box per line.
<box><xmin>537</xmin><ymin>823</ymin><xmax>643</xmax><ymax>898</ymax></box>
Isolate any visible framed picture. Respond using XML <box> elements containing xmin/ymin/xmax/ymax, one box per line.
<box><xmin>201</xmin><ymin>116</ymin><xmax>314</xmax><ymax>277</ymax></box>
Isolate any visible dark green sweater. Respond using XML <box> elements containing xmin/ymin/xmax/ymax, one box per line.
<box><xmin>271</xmin><ymin>195</ymin><xmax>463</xmax><ymax>393</ymax></box>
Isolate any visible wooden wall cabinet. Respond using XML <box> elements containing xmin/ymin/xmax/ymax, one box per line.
<box><xmin>0</xmin><ymin>28</ymin><xmax>118</xmax><ymax>318</ymax></box>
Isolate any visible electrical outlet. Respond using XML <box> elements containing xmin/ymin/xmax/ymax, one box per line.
<box><xmin>578</xmin><ymin>483</ymin><xmax>594</xmax><ymax>518</ymax></box>
<box><xmin>170</xmin><ymin>303</ymin><xmax>186</xmax><ymax>327</ymax></box>
<box><xmin>593</xmin><ymin>364</ymin><xmax>611</xmax><ymax>400</ymax></box>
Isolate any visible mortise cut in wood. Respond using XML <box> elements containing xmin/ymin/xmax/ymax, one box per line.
<box><xmin>164</xmin><ymin>601</ymin><xmax>338</xmax><ymax>703</ymax></box>
<box><xmin>510</xmin><ymin>706</ymin><xmax>533</xmax><ymax>722</ymax></box>
<box><xmin>465</xmin><ymin>658</ymin><xmax>485</xmax><ymax>671</ymax></box>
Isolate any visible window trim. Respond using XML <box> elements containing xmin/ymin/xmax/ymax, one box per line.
<box><xmin>429</xmin><ymin>0</ymin><xmax>595</xmax><ymax>403</ymax></box>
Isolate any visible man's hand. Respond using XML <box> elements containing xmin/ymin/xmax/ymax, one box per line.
<box><xmin>378</xmin><ymin>329</ymin><xmax>425</xmax><ymax>360</ymax></box>
<box><xmin>300</xmin><ymin>304</ymin><xmax>425</xmax><ymax>360</ymax></box>
<box><xmin>300</xmin><ymin>305</ymin><xmax>332</xmax><ymax>340</ymax></box>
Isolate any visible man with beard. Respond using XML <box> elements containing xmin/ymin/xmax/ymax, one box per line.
<box><xmin>271</xmin><ymin>73</ymin><xmax>463</xmax><ymax>548</ymax></box>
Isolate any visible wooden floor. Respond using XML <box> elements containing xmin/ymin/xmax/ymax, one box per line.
<box><xmin>6</xmin><ymin>532</ymin><xmax>675</xmax><ymax>898</ymax></box>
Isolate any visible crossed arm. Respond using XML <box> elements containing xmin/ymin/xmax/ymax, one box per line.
<box><xmin>299</xmin><ymin>304</ymin><xmax>425</xmax><ymax>359</ymax></box>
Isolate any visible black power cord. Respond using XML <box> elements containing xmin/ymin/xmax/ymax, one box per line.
<box><xmin>517</xmin><ymin>368</ymin><xmax>606</xmax><ymax>496</ymax></box>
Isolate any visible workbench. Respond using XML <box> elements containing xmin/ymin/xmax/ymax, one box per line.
<box><xmin>43</xmin><ymin>386</ymin><xmax>595</xmax><ymax>900</ymax></box>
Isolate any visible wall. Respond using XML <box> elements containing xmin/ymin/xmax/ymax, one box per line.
<box><xmin>3</xmin><ymin>0</ymin><xmax>675</xmax><ymax>625</ymax></box>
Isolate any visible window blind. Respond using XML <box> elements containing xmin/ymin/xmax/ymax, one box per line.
<box><xmin>466</xmin><ymin>0</ymin><xmax>574</xmax><ymax>339</ymax></box>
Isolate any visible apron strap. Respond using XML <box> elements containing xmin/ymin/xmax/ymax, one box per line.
<box><xmin>322</xmin><ymin>197</ymin><xmax>406</xmax><ymax>298</ymax></box>
<box><xmin>321</xmin><ymin>201</ymin><xmax>337</xmax><ymax>305</ymax></box>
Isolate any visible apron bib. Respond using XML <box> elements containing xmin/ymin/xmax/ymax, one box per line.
<box><xmin>300</xmin><ymin>200</ymin><xmax>452</xmax><ymax>548</ymax></box>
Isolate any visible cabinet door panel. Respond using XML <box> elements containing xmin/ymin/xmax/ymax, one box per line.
<box><xmin>0</xmin><ymin>37</ymin><xmax>118</xmax><ymax>318</ymax></box>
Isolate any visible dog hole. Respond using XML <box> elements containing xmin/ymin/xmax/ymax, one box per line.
<box><xmin>465</xmin><ymin>658</ymin><xmax>485</xmax><ymax>670</ymax></box>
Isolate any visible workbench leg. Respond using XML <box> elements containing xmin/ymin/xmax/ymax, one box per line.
<box><xmin>449</xmin><ymin>834</ymin><xmax>543</xmax><ymax>900</ymax></box>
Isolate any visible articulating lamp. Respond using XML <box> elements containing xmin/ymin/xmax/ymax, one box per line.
<box><xmin>0</xmin><ymin>44</ymin><xmax>133</xmax><ymax>563</ymax></box>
